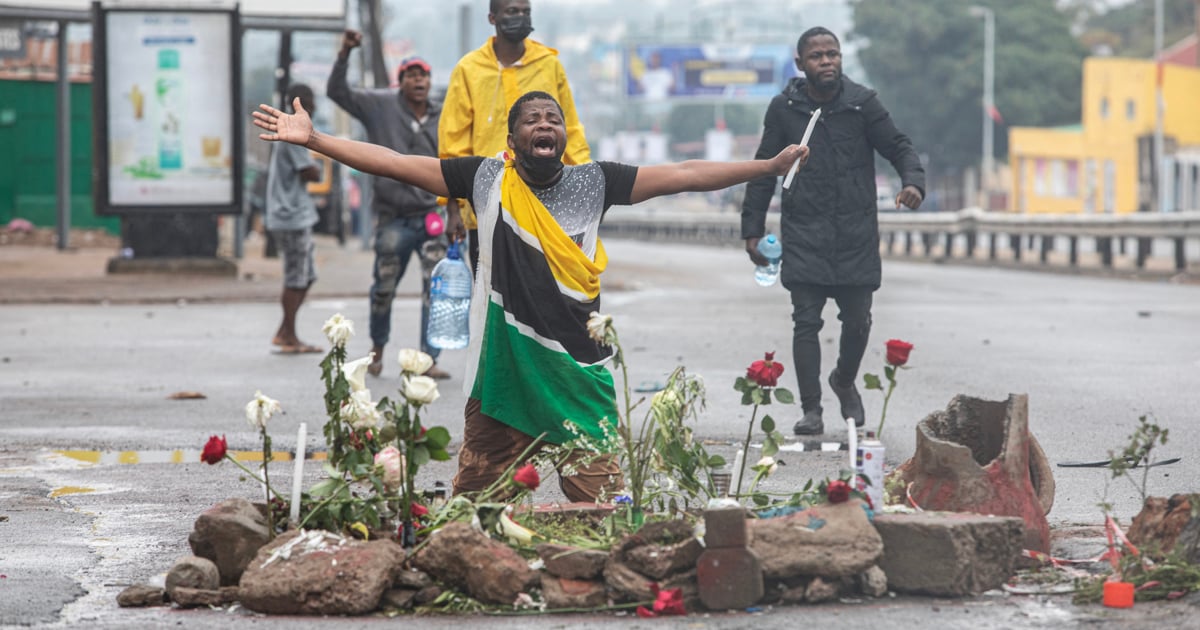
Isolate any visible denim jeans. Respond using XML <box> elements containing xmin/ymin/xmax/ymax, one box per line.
<box><xmin>369</xmin><ymin>214</ymin><xmax>444</xmax><ymax>360</ymax></box>
<box><xmin>789</xmin><ymin>284</ymin><xmax>874</xmax><ymax>413</ymax></box>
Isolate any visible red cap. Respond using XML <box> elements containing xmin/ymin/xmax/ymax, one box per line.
<box><xmin>398</xmin><ymin>56</ymin><xmax>431</xmax><ymax>75</ymax></box>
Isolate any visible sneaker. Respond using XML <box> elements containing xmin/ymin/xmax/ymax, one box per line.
<box><xmin>793</xmin><ymin>408</ymin><xmax>824</xmax><ymax>436</ymax></box>
<box><xmin>425</xmin><ymin>364</ymin><xmax>451</xmax><ymax>381</ymax></box>
<box><xmin>828</xmin><ymin>369</ymin><xmax>865</xmax><ymax>427</ymax></box>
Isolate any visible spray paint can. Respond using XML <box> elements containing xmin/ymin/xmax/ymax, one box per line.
<box><xmin>856</xmin><ymin>431</ymin><xmax>885</xmax><ymax>510</ymax></box>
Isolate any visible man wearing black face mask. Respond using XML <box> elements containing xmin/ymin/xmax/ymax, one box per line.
<box><xmin>439</xmin><ymin>0</ymin><xmax>591</xmax><ymax>272</ymax></box>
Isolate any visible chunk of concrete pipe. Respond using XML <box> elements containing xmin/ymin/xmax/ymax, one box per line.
<box><xmin>892</xmin><ymin>394</ymin><xmax>1054</xmax><ymax>553</ymax></box>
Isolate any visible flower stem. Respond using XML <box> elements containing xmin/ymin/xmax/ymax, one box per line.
<box><xmin>876</xmin><ymin>380</ymin><xmax>895</xmax><ymax>439</ymax></box>
<box><xmin>735</xmin><ymin>403</ymin><xmax>759</xmax><ymax>498</ymax></box>
<box><xmin>612</xmin><ymin>331</ymin><xmax>641</xmax><ymax>513</ymax></box>
<box><xmin>262</xmin><ymin>429</ymin><xmax>275</xmax><ymax>538</ymax></box>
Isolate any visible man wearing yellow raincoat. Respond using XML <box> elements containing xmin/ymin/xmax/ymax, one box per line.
<box><xmin>439</xmin><ymin>0</ymin><xmax>590</xmax><ymax>269</ymax></box>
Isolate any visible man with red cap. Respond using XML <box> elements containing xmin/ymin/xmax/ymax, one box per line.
<box><xmin>328</xmin><ymin>30</ymin><xmax>450</xmax><ymax>380</ymax></box>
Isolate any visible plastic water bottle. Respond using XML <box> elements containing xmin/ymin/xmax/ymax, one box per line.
<box><xmin>427</xmin><ymin>241</ymin><xmax>472</xmax><ymax>349</ymax></box>
<box><xmin>754</xmin><ymin>234</ymin><xmax>782</xmax><ymax>286</ymax></box>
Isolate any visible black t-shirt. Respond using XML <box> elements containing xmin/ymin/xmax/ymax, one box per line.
<box><xmin>441</xmin><ymin>157</ymin><xmax>638</xmax><ymax>219</ymax></box>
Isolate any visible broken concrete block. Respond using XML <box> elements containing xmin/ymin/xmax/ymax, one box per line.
<box><xmin>873</xmin><ymin>512</ymin><xmax>1023</xmax><ymax>596</ymax></box>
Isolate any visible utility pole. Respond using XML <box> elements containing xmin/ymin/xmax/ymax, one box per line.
<box><xmin>969</xmin><ymin>6</ymin><xmax>995</xmax><ymax>209</ymax></box>
<box><xmin>1153</xmin><ymin>0</ymin><xmax>1165</xmax><ymax>212</ymax></box>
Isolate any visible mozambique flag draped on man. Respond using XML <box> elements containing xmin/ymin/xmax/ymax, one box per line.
<box><xmin>464</xmin><ymin>162</ymin><xmax>619</xmax><ymax>446</ymax></box>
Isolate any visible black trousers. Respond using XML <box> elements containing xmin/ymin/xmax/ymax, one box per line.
<box><xmin>789</xmin><ymin>284</ymin><xmax>874</xmax><ymax>413</ymax></box>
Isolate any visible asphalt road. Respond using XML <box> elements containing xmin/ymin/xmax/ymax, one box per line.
<box><xmin>2</xmin><ymin>238</ymin><xmax>1199</xmax><ymax>628</ymax></box>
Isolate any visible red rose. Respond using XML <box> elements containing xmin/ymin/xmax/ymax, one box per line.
<box><xmin>885</xmin><ymin>339</ymin><xmax>913</xmax><ymax>367</ymax></box>
<box><xmin>512</xmin><ymin>464</ymin><xmax>540</xmax><ymax>491</ymax></box>
<box><xmin>410</xmin><ymin>502</ymin><xmax>429</xmax><ymax>518</ymax></box>
<box><xmin>653</xmin><ymin>587</ymin><xmax>686</xmax><ymax>615</ymax></box>
<box><xmin>637</xmin><ymin>584</ymin><xmax>686</xmax><ymax>617</ymax></box>
<box><xmin>827</xmin><ymin>479</ymin><xmax>851</xmax><ymax>504</ymax></box>
<box><xmin>746</xmin><ymin>351</ymin><xmax>785</xmax><ymax>387</ymax></box>
<box><xmin>201</xmin><ymin>435</ymin><xmax>227</xmax><ymax>465</ymax></box>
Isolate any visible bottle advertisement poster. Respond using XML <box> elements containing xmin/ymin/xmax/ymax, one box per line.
<box><xmin>102</xmin><ymin>10</ymin><xmax>235</xmax><ymax>208</ymax></box>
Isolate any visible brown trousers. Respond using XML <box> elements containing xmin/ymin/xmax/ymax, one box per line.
<box><xmin>452</xmin><ymin>398</ymin><xmax>624</xmax><ymax>503</ymax></box>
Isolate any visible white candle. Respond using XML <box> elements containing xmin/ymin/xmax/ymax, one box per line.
<box><xmin>290</xmin><ymin>422</ymin><xmax>307</xmax><ymax>525</ymax></box>
<box><xmin>846</xmin><ymin>417</ymin><xmax>857</xmax><ymax>472</ymax></box>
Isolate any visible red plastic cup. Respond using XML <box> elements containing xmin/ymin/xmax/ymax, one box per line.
<box><xmin>1103</xmin><ymin>581</ymin><xmax>1134</xmax><ymax>608</ymax></box>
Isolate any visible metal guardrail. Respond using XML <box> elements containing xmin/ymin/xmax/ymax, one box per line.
<box><xmin>875</xmin><ymin>208</ymin><xmax>1200</xmax><ymax>272</ymax></box>
<box><xmin>599</xmin><ymin>207</ymin><xmax>1200</xmax><ymax>273</ymax></box>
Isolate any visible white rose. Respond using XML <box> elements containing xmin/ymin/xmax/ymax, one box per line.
<box><xmin>342</xmin><ymin>355</ymin><xmax>374</xmax><ymax>393</ymax></box>
<box><xmin>586</xmin><ymin>311</ymin><xmax>614</xmax><ymax>345</ymax></box>
<box><xmin>340</xmin><ymin>389</ymin><xmax>380</xmax><ymax>430</ymax></box>
<box><xmin>374</xmin><ymin>445</ymin><xmax>404</xmax><ymax>491</ymax></box>
<box><xmin>754</xmin><ymin>456</ymin><xmax>778</xmax><ymax>477</ymax></box>
<box><xmin>403</xmin><ymin>375</ymin><xmax>440</xmax><ymax>406</ymax></box>
<box><xmin>397</xmin><ymin>349</ymin><xmax>434</xmax><ymax>376</ymax></box>
<box><xmin>244</xmin><ymin>390</ymin><xmax>281</xmax><ymax>430</ymax></box>
<box><xmin>651</xmin><ymin>388</ymin><xmax>681</xmax><ymax>417</ymax></box>
<box><xmin>322</xmin><ymin>314</ymin><xmax>355</xmax><ymax>348</ymax></box>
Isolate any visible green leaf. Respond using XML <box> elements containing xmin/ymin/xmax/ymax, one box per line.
<box><xmin>761</xmin><ymin>414</ymin><xmax>776</xmax><ymax>433</ymax></box>
<box><xmin>707</xmin><ymin>455</ymin><xmax>727</xmax><ymax>467</ymax></box>
<box><xmin>412</xmin><ymin>444</ymin><xmax>431</xmax><ymax>466</ymax></box>
<box><xmin>740</xmin><ymin>390</ymin><xmax>754</xmax><ymax>406</ymax></box>
<box><xmin>428</xmin><ymin>448</ymin><xmax>452</xmax><ymax>462</ymax></box>
<box><xmin>763</xmin><ymin>435</ymin><xmax>780</xmax><ymax>457</ymax></box>
<box><xmin>774</xmin><ymin>388</ymin><xmax>795</xmax><ymax>404</ymax></box>
<box><xmin>884</xmin><ymin>365</ymin><xmax>896</xmax><ymax>381</ymax></box>
<box><xmin>424</xmin><ymin>426</ymin><xmax>451</xmax><ymax>449</ymax></box>
<box><xmin>752</xmin><ymin>493</ymin><xmax>769</xmax><ymax>507</ymax></box>
<box><xmin>863</xmin><ymin>372</ymin><xmax>883</xmax><ymax>390</ymax></box>
<box><xmin>751</xmin><ymin>388</ymin><xmax>764</xmax><ymax>405</ymax></box>
<box><xmin>308</xmin><ymin>479</ymin><xmax>339</xmax><ymax>497</ymax></box>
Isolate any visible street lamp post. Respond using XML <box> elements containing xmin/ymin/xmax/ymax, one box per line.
<box><xmin>969</xmin><ymin>6</ymin><xmax>995</xmax><ymax>209</ymax></box>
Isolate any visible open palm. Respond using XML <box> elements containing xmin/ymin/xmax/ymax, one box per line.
<box><xmin>252</xmin><ymin>97</ymin><xmax>313</xmax><ymax>146</ymax></box>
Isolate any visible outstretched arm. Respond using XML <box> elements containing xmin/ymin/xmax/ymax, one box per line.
<box><xmin>628</xmin><ymin>145</ymin><xmax>808</xmax><ymax>205</ymax></box>
<box><xmin>253</xmin><ymin>98</ymin><xmax>449</xmax><ymax>198</ymax></box>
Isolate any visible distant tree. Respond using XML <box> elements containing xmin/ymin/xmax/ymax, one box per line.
<box><xmin>849</xmin><ymin>0</ymin><xmax>1086</xmax><ymax>180</ymax></box>
<box><xmin>1080</xmin><ymin>0</ymin><xmax>1195</xmax><ymax>57</ymax></box>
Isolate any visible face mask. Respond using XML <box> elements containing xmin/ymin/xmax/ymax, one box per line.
<box><xmin>517</xmin><ymin>152</ymin><xmax>563</xmax><ymax>183</ymax></box>
<box><xmin>497</xmin><ymin>15</ymin><xmax>534</xmax><ymax>43</ymax></box>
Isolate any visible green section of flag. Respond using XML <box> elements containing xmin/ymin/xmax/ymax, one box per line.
<box><xmin>471</xmin><ymin>301</ymin><xmax>617</xmax><ymax>446</ymax></box>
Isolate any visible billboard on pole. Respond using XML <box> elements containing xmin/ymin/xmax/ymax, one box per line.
<box><xmin>93</xmin><ymin>6</ymin><xmax>242</xmax><ymax>214</ymax></box>
<box><xmin>625</xmin><ymin>43</ymin><xmax>799</xmax><ymax>101</ymax></box>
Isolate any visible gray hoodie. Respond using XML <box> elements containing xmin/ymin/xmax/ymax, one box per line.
<box><xmin>327</xmin><ymin>57</ymin><xmax>441</xmax><ymax>220</ymax></box>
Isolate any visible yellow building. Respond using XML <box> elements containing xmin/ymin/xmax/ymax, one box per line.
<box><xmin>1009</xmin><ymin>57</ymin><xmax>1200</xmax><ymax>214</ymax></box>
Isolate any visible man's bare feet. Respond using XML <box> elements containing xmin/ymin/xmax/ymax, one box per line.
<box><xmin>368</xmin><ymin>346</ymin><xmax>384</xmax><ymax>376</ymax></box>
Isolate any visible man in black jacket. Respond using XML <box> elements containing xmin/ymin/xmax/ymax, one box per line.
<box><xmin>328</xmin><ymin>30</ymin><xmax>450</xmax><ymax>380</ymax></box>
<box><xmin>742</xmin><ymin>27</ymin><xmax>925</xmax><ymax>436</ymax></box>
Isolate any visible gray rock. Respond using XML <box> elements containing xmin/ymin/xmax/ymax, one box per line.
<box><xmin>393</xmin><ymin>567</ymin><xmax>432</xmax><ymax>590</ymax></box>
<box><xmin>413</xmin><ymin>585</ymin><xmax>442</xmax><ymax>605</ymax></box>
<box><xmin>116</xmin><ymin>584</ymin><xmax>167</xmax><ymax>608</ymax></box>
<box><xmin>170</xmin><ymin>587</ymin><xmax>235</xmax><ymax>608</ymax></box>
<box><xmin>805</xmin><ymin>576</ymin><xmax>838</xmax><ymax>603</ymax></box>
<box><xmin>238</xmin><ymin>529</ymin><xmax>406</xmax><ymax>615</ymax></box>
<box><xmin>411</xmin><ymin>522</ymin><xmax>537</xmax><ymax>605</ymax></box>
<box><xmin>873</xmin><ymin>512</ymin><xmax>1023</xmax><ymax>596</ymax></box>
<box><xmin>859</xmin><ymin>565</ymin><xmax>888</xmax><ymax>597</ymax></box>
<box><xmin>696</xmin><ymin>546</ymin><xmax>763</xmax><ymax>610</ymax></box>
<box><xmin>187</xmin><ymin>498</ymin><xmax>270</xmax><ymax>586</ymax></box>
<box><xmin>542</xmin><ymin>576</ymin><xmax>608</xmax><ymax>609</ymax></box>
<box><xmin>165</xmin><ymin>555</ymin><xmax>220</xmax><ymax>596</ymax></box>
<box><xmin>536</xmin><ymin>543</ymin><xmax>608</xmax><ymax>580</ymax></box>
<box><xmin>603</xmin><ymin>557</ymin><xmax>656</xmax><ymax>603</ymax></box>
<box><xmin>748</xmin><ymin>499</ymin><xmax>883</xmax><ymax>580</ymax></box>
<box><xmin>624</xmin><ymin>537</ymin><xmax>703</xmax><ymax>580</ymax></box>
<box><xmin>381</xmin><ymin>588</ymin><xmax>418</xmax><ymax>610</ymax></box>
